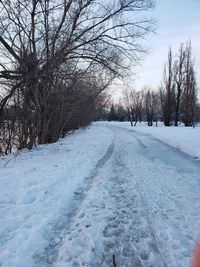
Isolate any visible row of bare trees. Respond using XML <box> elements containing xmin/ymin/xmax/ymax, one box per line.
<box><xmin>160</xmin><ymin>41</ymin><xmax>198</xmax><ymax>126</ymax></box>
<box><xmin>123</xmin><ymin>88</ymin><xmax>160</xmax><ymax>126</ymax></box>
<box><xmin>0</xmin><ymin>0</ymin><xmax>154</xmax><ymax>155</ymax></box>
<box><xmin>106</xmin><ymin>41</ymin><xmax>199</xmax><ymax>127</ymax></box>
<box><xmin>107</xmin><ymin>88</ymin><xmax>160</xmax><ymax>126</ymax></box>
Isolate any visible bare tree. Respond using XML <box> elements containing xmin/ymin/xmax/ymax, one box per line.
<box><xmin>115</xmin><ymin>103</ymin><xmax>127</xmax><ymax>122</ymax></box>
<box><xmin>94</xmin><ymin>92</ymin><xmax>111</xmax><ymax>121</ymax></box>
<box><xmin>123</xmin><ymin>89</ymin><xmax>144</xmax><ymax>126</ymax></box>
<box><xmin>123</xmin><ymin>88</ymin><xmax>133</xmax><ymax>125</ymax></box>
<box><xmin>144</xmin><ymin>89</ymin><xmax>159</xmax><ymax>126</ymax></box>
<box><xmin>181</xmin><ymin>42</ymin><xmax>197</xmax><ymax>127</ymax></box>
<box><xmin>160</xmin><ymin>48</ymin><xmax>175</xmax><ymax>126</ymax></box>
<box><xmin>173</xmin><ymin>43</ymin><xmax>186</xmax><ymax>126</ymax></box>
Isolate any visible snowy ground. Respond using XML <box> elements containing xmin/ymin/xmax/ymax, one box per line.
<box><xmin>106</xmin><ymin>121</ymin><xmax>200</xmax><ymax>161</ymax></box>
<box><xmin>0</xmin><ymin>122</ymin><xmax>200</xmax><ymax>267</ymax></box>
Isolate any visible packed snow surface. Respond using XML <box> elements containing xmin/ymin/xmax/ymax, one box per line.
<box><xmin>0</xmin><ymin>122</ymin><xmax>200</xmax><ymax>267</ymax></box>
<box><xmin>108</xmin><ymin>121</ymin><xmax>200</xmax><ymax>160</ymax></box>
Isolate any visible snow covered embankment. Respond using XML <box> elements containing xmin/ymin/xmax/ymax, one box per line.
<box><xmin>0</xmin><ymin>124</ymin><xmax>113</xmax><ymax>267</ymax></box>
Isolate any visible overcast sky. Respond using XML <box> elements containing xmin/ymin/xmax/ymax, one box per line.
<box><xmin>133</xmin><ymin>0</ymin><xmax>200</xmax><ymax>90</ymax></box>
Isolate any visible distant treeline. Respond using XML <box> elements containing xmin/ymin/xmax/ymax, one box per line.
<box><xmin>99</xmin><ymin>42</ymin><xmax>199</xmax><ymax>127</ymax></box>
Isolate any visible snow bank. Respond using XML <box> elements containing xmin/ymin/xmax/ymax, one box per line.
<box><xmin>0</xmin><ymin>124</ymin><xmax>113</xmax><ymax>267</ymax></box>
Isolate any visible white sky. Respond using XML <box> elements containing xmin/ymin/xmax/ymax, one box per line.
<box><xmin>112</xmin><ymin>0</ymin><xmax>200</xmax><ymax>100</ymax></box>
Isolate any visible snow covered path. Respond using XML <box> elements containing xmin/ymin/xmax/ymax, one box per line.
<box><xmin>1</xmin><ymin>123</ymin><xmax>200</xmax><ymax>267</ymax></box>
<box><xmin>47</xmin><ymin>124</ymin><xmax>200</xmax><ymax>267</ymax></box>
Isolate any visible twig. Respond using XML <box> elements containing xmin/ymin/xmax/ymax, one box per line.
<box><xmin>3</xmin><ymin>152</ymin><xmax>19</xmax><ymax>167</ymax></box>
<box><xmin>113</xmin><ymin>254</ymin><xmax>117</xmax><ymax>267</ymax></box>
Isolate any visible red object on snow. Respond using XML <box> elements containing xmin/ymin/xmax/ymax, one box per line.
<box><xmin>192</xmin><ymin>243</ymin><xmax>200</xmax><ymax>267</ymax></box>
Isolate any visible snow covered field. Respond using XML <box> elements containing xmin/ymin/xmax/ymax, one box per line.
<box><xmin>0</xmin><ymin>122</ymin><xmax>200</xmax><ymax>267</ymax></box>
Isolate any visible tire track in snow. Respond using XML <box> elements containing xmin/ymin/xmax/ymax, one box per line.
<box><xmin>98</xmin><ymin>144</ymin><xmax>169</xmax><ymax>267</ymax></box>
<box><xmin>134</xmin><ymin>180</ymin><xmax>170</xmax><ymax>267</ymax></box>
<box><xmin>32</xmin><ymin>140</ymin><xmax>115</xmax><ymax>266</ymax></box>
<box><xmin>102</xmin><ymin>126</ymin><xmax>171</xmax><ymax>266</ymax></box>
<box><xmin>116</xmin><ymin>126</ymin><xmax>171</xmax><ymax>266</ymax></box>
